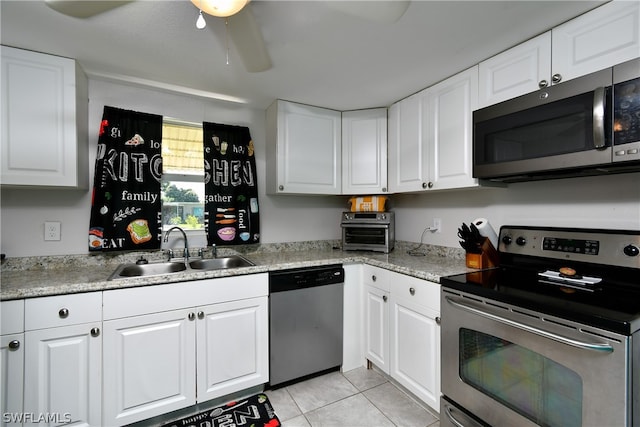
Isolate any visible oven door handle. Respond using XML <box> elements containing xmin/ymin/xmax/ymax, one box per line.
<box><xmin>445</xmin><ymin>296</ymin><xmax>615</xmax><ymax>353</ymax></box>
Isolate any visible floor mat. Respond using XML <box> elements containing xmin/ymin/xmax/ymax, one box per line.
<box><xmin>160</xmin><ymin>393</ymin><xmax>280</xmax><ymax>427</ymax></box>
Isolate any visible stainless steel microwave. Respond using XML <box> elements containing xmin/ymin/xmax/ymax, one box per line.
<box><xmin>473</xmin><ymin>58</ymin><xmax>640</xmax><ymax>182</ymax></box>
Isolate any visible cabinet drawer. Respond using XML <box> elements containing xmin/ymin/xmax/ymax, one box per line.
<box><xmin>1</xmin><ymin>299</ymin><xmax>24</xmax><ymax>335</ymax></box>
<box><xmin>362</xmin><ymin>265</ymin><xmax>390</xmax><ymax>291</ymax></box>
<box><xmin>389</xmin><ymin>274</ymin><xmax>440</xmax><ymax>312</ymax></box>
<box><xmin>25</xmin><ymin>292</ymin><xmax>102</xmax><ymax>330</ymax></box>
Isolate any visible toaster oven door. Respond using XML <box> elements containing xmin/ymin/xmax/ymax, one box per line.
<box><xmin>342</xmin><ymin>223</ymin><xmax>392</xmax><ymax>252</ymax></box>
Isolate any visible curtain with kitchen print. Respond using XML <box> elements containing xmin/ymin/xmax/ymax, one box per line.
<box><xmin>203</xmin><ymin>122</ymin><xmax>260</xmax><ymax>245</ymax></box>
<box><xmin>88</xmin><ymin>106</ymin><xmax>163</xmax><ymax>251</ymax></box>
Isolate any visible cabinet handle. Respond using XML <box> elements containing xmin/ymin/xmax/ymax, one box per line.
<box><xmin>188</xmin><ymin>312</ymin><xmax>196</xmax><ymax>321</ymax></box>
<box><xmin>278</xmin><ymin>185</ymin><xmax>284</xmax><ymax>191</ymax></box>
<box><xmin>198</xmin><ymin>311</ymin><xmax>205</xmax><ymax>319</ymax></box>
<box><xmin>552</xmin><ymin>73</ymin><xmax>562</xmax><ymax>84</ymax></box>
<box><xmin>435</xmin><ymin>316</ymin><xmax>441</xmax><ymax>325</ymax></box>
<box><xmin>538</xmin><ymin>79</ymin><xmax>549</xmax><ymax>88</ymax></box>
<box><xmin>428</xmin><ymin>182</ymin><xmax>434</xmax><ymax>189</ymax></box>
<box><xmin>58</xmin><ymin>308</ymin><xmax>69</xmax><ymax>318</ymax></box>
<box><xmin>90</xmin><ymin>327</ymin><xmax>100</xmax><ymax>337</ymax></box>
<box><xmin>422</xmin><ymin>182</ymin><xmax>428</xmax><ymax>189</ymax></box>
<box><xmin>382</xmin><ymin>295</ymin><xmax>388</xmax><ymax>302</ymax></box>
<box><xmin>409</xmin><ymin>287</ymin><xmax>415</xmax><ymax>296</ymax></box>
<box><xmin>8</xmin><ymin>340</ymin><xmax>20</xmax><ymax>350</ymax></box>
<box><xmin>382</xmin><ymin>187</ymin><xmax>387</xmax><ymax>192</ymax></box>
<box><xmin>372</xmin><ymin>275</ymin><xmax>377</xmax><ymax>282</ymax></box>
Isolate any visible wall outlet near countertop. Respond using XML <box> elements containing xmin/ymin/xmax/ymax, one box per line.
<box><xmin>433</xmin><ymin>218</ymin><xmax>442</xmax><ymax>233</ymax></box>
<box><xmin>44</xmin><ymin>221</ymin><xmax>61</xmax><ymax>241</ymax></box>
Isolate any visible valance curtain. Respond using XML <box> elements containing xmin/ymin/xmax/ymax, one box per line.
<box><xmin>203</xmin><ymin>122</ymin><xmax>260</xmax><ymax>245</ymax></box>
<box><xmin>89</xmin><ymin>106</ymin><xmax>163</xmax><ymax>251</ymax></box>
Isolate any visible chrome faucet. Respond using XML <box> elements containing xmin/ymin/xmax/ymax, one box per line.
<box><xmin>163</xmin><ymin>226</ymin><xmax>189</xmax><ymax>261</ymax></box>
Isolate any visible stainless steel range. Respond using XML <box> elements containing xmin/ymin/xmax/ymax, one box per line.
<box><xmin>440</xmin><ymin>225</ymin><xmax>640</xmax><ymax>427</ymax></box>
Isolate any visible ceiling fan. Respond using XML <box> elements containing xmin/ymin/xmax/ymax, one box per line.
<box><xmin>44</xmin><ymin>0</ymin><xmax>410</xmax><ymax>73</ymax></box>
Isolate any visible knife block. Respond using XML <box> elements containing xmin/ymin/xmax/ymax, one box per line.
<box><xmin>465</xmin><ymin>238</ymin><xmax>499</xmax><ymax>269</ymax></box>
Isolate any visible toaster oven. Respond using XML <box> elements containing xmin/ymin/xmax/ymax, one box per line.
<box><xmin>341</xmin><ymin>212</ymin><xmax>395</xmax><ymax>253</ymax></box>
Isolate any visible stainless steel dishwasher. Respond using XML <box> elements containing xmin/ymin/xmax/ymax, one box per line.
<box><xmin>269</xmin><ymin>264</ymin><xmax>344</xmax><ymax>387</ymax></box>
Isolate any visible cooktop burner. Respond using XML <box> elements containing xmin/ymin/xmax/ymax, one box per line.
<box><xmin>441</xmin><ymin>226</ymin><xmax>640</xmax><ymax>335</ymax></box>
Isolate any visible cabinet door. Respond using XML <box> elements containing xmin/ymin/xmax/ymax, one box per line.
<box><xmin>389</xmin><ymin>296</ymin><xmax>440</xmax><ymax>411</ymax></box>
<box><xmin>103</xmin><ymin>309</ymin><xmax>195</xmax><ymax>427</ymax></box>
<box><xmin>427</xmin><ymin>66</ymin><xmax>479</xmax><ymax>190</ymax></box>
<box><xmin>1</xmin><ymin>334</ymin><xmax>24</xmax><ymax>427</ymax></box>
<box><xmin>0</xmin><ymin>46</ymin><xmax>87</xmax><ymax>188</ymax></box>
<box><xmin>342</xmin><ymin>109</ymin><xmax>388</xmax><ymax>194</ymax></box>
<box><xmin>196</xmin><ymin>297</ymin><xmax>268</xmax><ymax>402</ymax></box>
<box><xmin>552</xmin><ymin>1</ymin><xmax>640</xmax><ymax>84</ymax></box>
<box><xmin>267</xmin><ymin>100</ymin><xmax>342</xmax><ymax>194</ymax></box>
<box><xmin>388</xmin><ymin>91</ymin><xmax>430</xmax><ymax>193</ymax></box>
<box><xmin>364</xmin><ymin>285</ymin><xmax>389</xmax><ymax>374</ymax></box>
<box><xmin>23</xmin><ymin>323</ymin><xmax>101</xmax><ymax>427</ymax></box>
<box><xmin>478</xmin><ymin>32</ymin><xmax>552</xmax><ymax>108</ymax></box>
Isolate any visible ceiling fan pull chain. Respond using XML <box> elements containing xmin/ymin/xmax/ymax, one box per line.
<box><xmin>225</xmin><ymin>19</ymin><xmax>230</xmax><ymax>65</ymax></box>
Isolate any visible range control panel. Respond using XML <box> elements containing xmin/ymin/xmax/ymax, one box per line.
<box><xmin>498</xmin><ymin>226</ymin><xmax>640</xmax><ymax>268</ymax></box>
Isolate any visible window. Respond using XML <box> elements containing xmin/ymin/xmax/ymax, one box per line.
<box><xmin>161</xmin><ymin>119</ymin><xmax>205</xmax><ymax>232</ymax></box>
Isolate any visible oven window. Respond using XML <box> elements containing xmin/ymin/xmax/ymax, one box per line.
<box><xmin>459</xmin><ymin>328</ymin><xmax>582</xmax><ymax>427</ymax></box>
<box><xmin>343</xmin><ymin>227</ymin><xmax>387</xmax><ymax>245</ymax></box>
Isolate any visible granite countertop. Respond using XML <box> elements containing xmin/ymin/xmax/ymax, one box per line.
<box><xmin>0</xmin><ymin>241</ymin><xmax>472</xmax><ymax>301</ymax></box>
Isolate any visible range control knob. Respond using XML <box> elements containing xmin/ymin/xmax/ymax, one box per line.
<box><xmin>502</xmin><ymin>235</ymin><xmax>513</xmax><ymax>245</ymax></box>
<box><xmin>623</xmin><ymin>244</ymin><xmax>640</xmax><ymax>257</ymax></box>
<box><xmin>516</xmin><ymin>237</ymin><xmax>527</xmax><ymax>246</ymax></box>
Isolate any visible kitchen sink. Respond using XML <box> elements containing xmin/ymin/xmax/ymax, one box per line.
<box><xmin>108</xmin><ymin>255</ymin><xmax>254</xmax><ymax>280</ymax></box>
<box><xmin>189</xmin><ymin>255</ymin><xmax>254</xmax><ymax>270</ymax></box>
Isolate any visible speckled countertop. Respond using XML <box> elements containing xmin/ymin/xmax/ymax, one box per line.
<box><xmin>1</xmin><ymin>241</ymin><xmax>471</xmax><ymax>301</ymax></box>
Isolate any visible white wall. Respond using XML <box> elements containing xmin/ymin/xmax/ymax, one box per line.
<box><xmin>392</xmin><ymin>173</ymin><xmax>640</xmax><ymax>247</ymax></box>
<box><xmin>0</xmin><ymin>79</ymin><xmax>347</xmax><ymax>257</ymax></box>
<box><xmin>1</xmin><ymin>79</ymin><xmax>639</xmax><ymax>258</ymax></box>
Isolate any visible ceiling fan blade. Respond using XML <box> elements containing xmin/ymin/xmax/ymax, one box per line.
<box><xmin>327</xmin><ymin>0</ymin><xmax>411</xmax><ymax>23</ymax></box>
<box><xmin>227</xmin><ymin>6</ymin><xmax>272</xmax><ymax>73</ymax></box>
<box><xmin>45</xmin><ymin>0</ymin><xmax>133</xmax><ymax>18</ymax></box>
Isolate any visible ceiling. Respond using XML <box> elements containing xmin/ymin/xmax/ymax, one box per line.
<box><xmin>1</xmin><ymin>1</ymin><xmax>606</xmax><ymax>111</ymax></box>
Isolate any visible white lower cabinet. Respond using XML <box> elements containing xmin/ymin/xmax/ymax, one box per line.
<box><xmin>196</xmin><ymin>297</ymin><xmax>268</xmax><ymax>402</ymax></box>
<box><xmin>23</xmin><ymin>323</ymin><xmax>102</xmax><ymax>427</ymax></box>
<box><xmin>1</xmin><ymin>300</ymin><xmax>24</xmax><ymax>427</ymax></box>
<box><xmin>389</xmin><ymin>274</ymin><xmax>441</xmax><ymax>411</ymax></box>
<box><xmin>363</xmin><ymin>267</ymin><xmax>441</xmax><ymax>411</ymax></box>
<box><xmin>22</xmin><ymin>293</ymin><xmax>102</xmax><ymax>427</ymax></box>
<box><xmin>103</xmin><ymin>309</ymin><xmax>196</xmax><ymax>426</ymax></box>
<box><xmin>102</xmin><ymin>275</ymin><xmax>269</xmax><ymax>426</ymax></box>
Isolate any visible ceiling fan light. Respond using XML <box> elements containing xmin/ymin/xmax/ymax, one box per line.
<box><xmin>190</xmin><ymin>0</ymin><xmax>249</xmax><ymax>18</ymax></box>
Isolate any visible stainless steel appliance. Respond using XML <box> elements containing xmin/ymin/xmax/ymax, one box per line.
<box><xmin>440</xmin><ymin>226</ymin><xmax>640</xmax><ymax>427</ymax></box>
<box><xmin>268</xmin><ymin>265</ymin><xmax>344</xmax><ymax>387</ymax></box>
<box><xmin>473</xmin><ymin>58</ymin><xmax>640</xmax><ymax>182</ymax></box>
<box><xmin>341</xmin><ymin>211</ymin><xmax>395</xmax><ymax>253</ymax></box>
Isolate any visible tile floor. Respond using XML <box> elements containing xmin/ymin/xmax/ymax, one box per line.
<box><xmin>265</xmin><ymin>368</ymin><xmax>440</xmax><ymax>427</ymax></box>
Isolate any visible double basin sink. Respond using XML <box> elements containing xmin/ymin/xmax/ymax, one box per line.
<box><xmin>108</xmin><ymin>255</ymin><xmax>254</xmax><ymax>280</ymax></box>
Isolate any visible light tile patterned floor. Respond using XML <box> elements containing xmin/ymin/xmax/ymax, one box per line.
<box><xmin>266</xmin><ymin>368</ymin><xmax>440</xmax><ymax>427</ymax></box>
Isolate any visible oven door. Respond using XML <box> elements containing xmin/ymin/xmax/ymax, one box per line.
<box><xmin>441</xmin><ymin>289</ymin><xmax>630</xmax><ymax>427</ymax></box>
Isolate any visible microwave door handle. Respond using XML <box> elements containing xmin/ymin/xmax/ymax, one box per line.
<box><xmin>445</xmin><ymin>296</ymin><xmax>614</xmax><ymax>353</ymax></box>
<box><xmin>593</xmin><ymin>86</ymin><xmax>606</xmax><ymax>149</ymax></box>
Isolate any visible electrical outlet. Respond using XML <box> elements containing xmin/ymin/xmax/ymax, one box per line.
<box><xmin>433</xmin><ymin>218</ymin><xmax>442</xmax><ymax>233</ymax></box>
<box><xmin>44</xmin><ymin>221</ymin><xmax>61</xmax><ymax>241</ymax></box>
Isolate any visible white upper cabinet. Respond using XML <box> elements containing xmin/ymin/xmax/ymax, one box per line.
<box><xmin>427</xmin><ymin>66</ymin><xmax>479</xmax><ymax>190</ymax></box>
<box><xmin>389</xmin><ymin>66</ymin><xmax>479</xmax><ymax>193</ymax></box>
<box><xmin>266</xmin><ymin>100</ymin><xmax>342</xmax><ymax>195</ymax></box>
<box><xmin>552</xmin><ymin>0</ymin><xmax>640</xmax><ymax>84</ymax></box>
<box><xmin>479</xmin><ymin>1</ymin><xmax>640</xmax><ymax>108</ymax></box>
<box><xmin>388</xmin><ymin>90</ymin><xmax>429</xmax><ymax>193</ymax></box>
<box><xmin>1</xmin><ymin>46</ymin><xmax>88</xmax><ymax>188</ymax></box>
<box><xmin>479</xmin><ymin>32</ymin><xmax>552</xmax><ymax>108</ymax></box>
<box><xmin>342</xmin><ymin>108</ymin><xmax>388</xmax><ymax>195</ymax></box>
